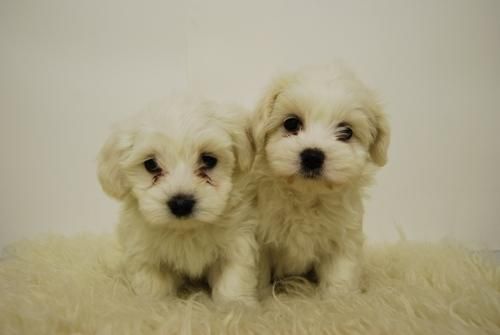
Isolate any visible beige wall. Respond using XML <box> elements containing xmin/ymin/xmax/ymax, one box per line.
<box><xmin>1</xmin><ymin>0</ymin><xmax>499</xmax><ymax>249</ymax></box>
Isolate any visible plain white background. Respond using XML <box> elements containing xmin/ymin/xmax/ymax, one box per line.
<box><xmin>1</xmin><ymin>0</ymin><xmax>499</xmax><ymax>250</ymax></box>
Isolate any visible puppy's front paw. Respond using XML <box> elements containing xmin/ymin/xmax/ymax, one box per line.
<box><xmin>213</xmin><ymin>295</ymin><xmax>259</xmax><ymax>312</ymax></box>
<box><xmin>317</xmin><ymin>254</ymin><xmax>362</xmax><ymax>299</ymax></box>
<box><xmin>319</xmin><ymin>280</ymin><xmax>361</xmax><ymax>299</ymax></box>
<box><xmin>211</xmin><ymin>273</ymin><xmax>259</xmax><ymax>307</ymax></box>
<box><xmin>129</xmin><ymin>268</ymin><xmax>176</xmax><ymax>298</ymax></box>
<box><xmin>212</xmin><ymin>288</ymin><xmax>259</xmax><ymax>307</ymax></box>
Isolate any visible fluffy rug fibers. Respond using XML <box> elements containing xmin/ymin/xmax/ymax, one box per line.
<box><xmin>0</xmin><ymin>235</ymin><xmax>499</xmax><ymax>335</ymax></box>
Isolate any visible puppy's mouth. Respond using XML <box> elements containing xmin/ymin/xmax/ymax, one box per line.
<box><xmin>299</xmin><ymin>168</ymin><xmax>322</xmax><ymax>179</ymax></box>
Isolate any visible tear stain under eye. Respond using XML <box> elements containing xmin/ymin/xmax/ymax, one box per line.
<box><xmin>283</xmin><ymin>129</ymin><xmax>300</xmax><ymax>138</ymax></box>
<box><xmin>206</xmin><ymin>178</ymin><xmax>216</xmax><ymax>187</ymax></box>
<box><xmin>197</xmin><ymin>170</ymin><xmax>216</xmax><ymax>187</ymax></box>
<box><xmin>152</xmin><ymin>172</ymin><xmax>164</xmax><ymax>185</ymax></box>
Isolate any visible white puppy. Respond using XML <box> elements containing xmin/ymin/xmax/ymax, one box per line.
<box><xmin>97</xmin><ymin>96</ymin><xmax>257</xmax><ymax>304</ymax></box>
<box><xmin>252</xmin><ymin>65</ymin><xmax>390</xmax><ymax>297</ymax></box>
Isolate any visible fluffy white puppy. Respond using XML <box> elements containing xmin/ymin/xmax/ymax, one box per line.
<box><xmin>97</xmin><ymin>96</ymin><xmax>257</xmax><ymax>304</ymax></box>
<box><xmin>252</xmin><ymin>65</ymin><xmax>390</xmax><ymax>297</ymax></box>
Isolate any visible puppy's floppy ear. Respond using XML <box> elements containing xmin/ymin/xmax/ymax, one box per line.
<box><xmin>215</xmin><ymin>104</ymin><xmax>255</xmax><ymax>172</ymax></box>
<box><xmin>252</xmin><ymin>74</ymin><xmax>296</xmax><ymax>151</ymax></box>
<box><xmin>369</xmin><ymin>106</ymin><xmax>390</xmax><ymax>166</ymax></box>
<box><xmin>97</xmin><ymin>127</ymin><xmax>134</xmax><ymax>200</ymax></box>
<box><xmin>231</xmin><ymin>121</ymin><xmax>255</xmax><ymax>172</ymax></box>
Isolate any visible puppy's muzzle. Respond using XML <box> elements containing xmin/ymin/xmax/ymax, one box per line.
<box><xmin>167</xmin><ymin>194</ymin><xmax>196</xmax><ymax>218</ymax></box>
<box><xmin>300</xmin><ymin>148</ymin><xmax>325</xmax><ymax>178</ymax></box>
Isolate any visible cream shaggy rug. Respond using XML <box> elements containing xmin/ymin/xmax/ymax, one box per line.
<box><xmin>0</xmin><ymin>235</ymin><xmax>499</xmax><ymax>335</ymax></box>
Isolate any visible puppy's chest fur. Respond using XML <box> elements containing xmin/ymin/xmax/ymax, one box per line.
<box><xmin>153</xmin><ymin>227</ymin><xmax>223</xmax><ymax>277</ymax></box>
<box><xmin>256</xmin><ymin>178</ymin><xmax>362</xmax><ymax>277</ymax></box>
<box><xmin>119</xmin><ymin>208</ymin><xmax>233</xmax><ymax>279</ymax></box>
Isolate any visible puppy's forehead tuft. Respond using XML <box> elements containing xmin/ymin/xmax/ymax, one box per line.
<box><xmin>275</xmin><ymin>72</ymin><xmax>378</xmax><ymax>124</ymax></box>
<box><xmin>116</xmin><ymin>100</ymin><xmax>233</xmax><ymax>170</ymax></box>
<box><xmin>136</xmin><ymin>99</ymin><xmax>231</xmax><ymax>143</ymax></box>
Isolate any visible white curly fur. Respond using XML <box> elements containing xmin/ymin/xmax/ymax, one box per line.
<box><xmin>1</xmin><ymin>235</ymin><xmax>499</xmax><ymax>334</ymax></box>
<box><xmin>97</xmin><ymin>96</ymin><xmax>258</xmax><ymax>304</ymax></box>
<box><xmin>252</xmin><ymin>64</ymin><xmax>391</xmax><ymax>297</ymax></box>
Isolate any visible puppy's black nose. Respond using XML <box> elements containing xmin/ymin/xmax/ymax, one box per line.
<box><xmin>300</xmin><ymin>148</ymin><xmax>325</xmax><ymax>172</ymax></box>
<box><xmin>167</xmin><ymin>194</ymin><xmax>196</xmax><ymax>218</ymax></box>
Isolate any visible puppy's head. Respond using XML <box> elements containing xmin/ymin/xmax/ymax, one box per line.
<box><xmin>253</xmin><ymin>65</ymin><xmax>390</xmax><ymax>188</ymax></box>
<box><xmin>97</xmin><ymin>97</ymin><xmax>253</xmax><ymax>226</ymax></box>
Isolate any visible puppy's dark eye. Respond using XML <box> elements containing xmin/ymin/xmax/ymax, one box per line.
<box><xmin>200</xmin><ymin>153</ymin><xmax>218</xmax><ymax>170</ymax></box>
<box><xmin>144</xmin><ymin>158</ymin><xmax>162</xmax><ymax>174</ymax></box>
<box><xmin>336</xmin><ymin>122</ymin><xmax>353</xmax><ymax>141</ymax></box>
<box><xmin>283</xmin><ymin>116</ymin><xmax>303</xmax><ymax>133</ymax></box>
